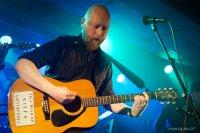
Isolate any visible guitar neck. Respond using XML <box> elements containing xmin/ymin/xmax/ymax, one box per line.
<box><xmin>82</xmin><ymin>92</ymin><xmax>155</xmax><ymax>107</ymax></box>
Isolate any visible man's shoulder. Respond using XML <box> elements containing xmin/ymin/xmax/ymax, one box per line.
<box><xmin>54</xmin><ymin>35</ymin><xmax>81</xmax><ymax>48</ymax></box>
<box><xmin>56</xmin><ymin>35</ymin><xmax>78</xmax><ymax>41</ymax></box>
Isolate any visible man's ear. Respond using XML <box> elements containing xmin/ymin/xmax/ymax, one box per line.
<box><xmin>80</xmin><ymin>18</ymin><xmax>85</xmax><ymax>28</ymax></box>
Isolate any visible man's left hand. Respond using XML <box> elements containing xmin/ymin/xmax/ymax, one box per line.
<box><xmin>131</xmin><ymin>92</ymin><xmax>149</xmax><ymax>117</ymax></box>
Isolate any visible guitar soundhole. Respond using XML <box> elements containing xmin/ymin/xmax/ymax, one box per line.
<box><xmin>64</xmin><ymin>96</ymin><xmax>82</xmax><ymax>113</ymax></box>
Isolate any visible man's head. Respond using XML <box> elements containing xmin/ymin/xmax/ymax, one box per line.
<box><xmin>81</xmin><ymin>5</ymin><xmax>110</xmax><ymax>51</ymax></box>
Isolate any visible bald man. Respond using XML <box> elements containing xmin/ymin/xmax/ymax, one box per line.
<box><xmin>16</xmin><ymin>5</ymin><xmax>149</xmax><ymax>132</ymax></box>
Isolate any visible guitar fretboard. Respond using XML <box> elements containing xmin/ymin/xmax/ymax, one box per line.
<box><xmin>82</xmin><ymin>92</ymin><xmax>154</xmax><ymax>107</ymax></box>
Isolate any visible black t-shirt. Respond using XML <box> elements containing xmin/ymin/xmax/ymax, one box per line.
<box><xmin>20</xmin><ymin>35</ymin><xmax>114</xmax><ymax>96</ymax></box>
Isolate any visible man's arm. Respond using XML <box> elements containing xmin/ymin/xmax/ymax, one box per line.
<box><xmin>15</xmin><ymin>58</ymin><xmax>76</xmax><ymax>104</ymax></box>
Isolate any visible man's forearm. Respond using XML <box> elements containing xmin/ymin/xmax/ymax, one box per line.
<box><xmin>15</xmin><ymin>58</ymin><xmax>56</xmax><ymax>97</ymax></box>
<box><xmin>110</xmin><ymin>103</ymin><xmax>146</xmax><ymax>117</ymax></box>
<box><xmin>109</xmin><ymin>103</ymin><xmax>128</xmax><ymax>113</ymax></box>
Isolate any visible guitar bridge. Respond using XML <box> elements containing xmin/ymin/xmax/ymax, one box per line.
<box><xmin>42</xmin><ymin>94</ymin><xmax>50</xmax><ymax>120</ymax></box>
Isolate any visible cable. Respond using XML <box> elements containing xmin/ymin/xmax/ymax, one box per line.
<box><xmin>168</xmin><ymin>21</ymin><xmax>189</xmax><ymax>92</ymax></box>
<box><xmin>167</xmin><ymin>21</ymin><xmax>199</xmax><ymax>133</ymax></box>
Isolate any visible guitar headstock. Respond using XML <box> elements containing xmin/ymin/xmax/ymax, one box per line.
<box><xmin>148</xmin><ymin>88</ymin><xmax>178</xmax><ymax>104</ymax></box>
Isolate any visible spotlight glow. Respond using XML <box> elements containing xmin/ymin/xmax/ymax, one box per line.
<box><xmin>117</xmin><ymin>74</ymin><xmax>125</xmax><ymax>83</ymax></box>
<box><xmin>164</xmin><ymin>65</ymin><xmax>173</xmax><ymax>74</ymax></box>
<box><xmin>0</xmin><ymin>35</ymin><xmax>12</xmax><ymax>45</ymax></box>
<box><xmin>36</xmin><ymin>43</ymin><xmax>41</xmax><ymax>47</ymax></box>
<box><xmin>100</xmin><ymin>37</ymin><xmax>112</xmax><ymax>53</ymax></box>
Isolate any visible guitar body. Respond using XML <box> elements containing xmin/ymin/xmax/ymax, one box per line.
<box><xmin>8</xmin><ymin>77</ymin><xmax>98</xmax><ymax>133</ymax></box>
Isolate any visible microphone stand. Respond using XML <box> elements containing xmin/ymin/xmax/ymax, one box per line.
<box><xmin>151</xmin><ymin>22</ymin><xmax>200</xmax><ymax>131</ymax></box>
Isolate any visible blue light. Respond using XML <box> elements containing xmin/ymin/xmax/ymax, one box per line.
<box><xmin>0</xmin><ymin>35</ymin><xmax>12</xmax><ymax>45</ymax></box>
<box><xmin>117</xmin><ymin>74</ymin><xmax>125</xmax><ymax>83</ymax></box>
<box><xmin>164</xmin><ymin>65</ymin><xmax>173</xmax><ymax>74</ymax></box>
<box><xmin>36</xmin><ymin>43</ymin><xmax>41</xmax><ymax>47</ymax></box>
<box><xmin>100</xmin><ymin>37</ymin><xmax>112</xmax><ymax>53</ymax></box>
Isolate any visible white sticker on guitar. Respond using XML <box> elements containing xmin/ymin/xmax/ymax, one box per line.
<box><xmin>13</xmin><ymin>91</ymin><xmax>35</xmax><ymax>126</ymax></box>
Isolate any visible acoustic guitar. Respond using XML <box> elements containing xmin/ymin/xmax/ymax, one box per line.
<box><xmin>8</xmin><ymin>77</ymin><xmax>178</xmax><ymax>132</ymax></box>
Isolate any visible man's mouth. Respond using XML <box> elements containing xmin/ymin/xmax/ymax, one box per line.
<box><xmin>95</xmin><ymin>39</ymin><xmax>100</xmax><ymax>41</ymax></box>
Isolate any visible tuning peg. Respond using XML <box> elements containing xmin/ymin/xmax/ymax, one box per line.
<box><xmin>164</xmin><ymin>88</ymin><xmax>167</xmax><ymax>90</ymax></box>
<box><xmin>172</xmin><ymin>102</ymin><xmax>176</xmax><ymax>104</ymax></box>
<box><xmin>169</xmin><ymin>88</ymin><xmax>172</xmax><ymax>90</ymax></box>
<box><xmin>158</xmin><ymin>88</ymin><xmax>161</xmax><ymax>91</ymax></box>
<box><xmin>167</xmin><ymin>101</ymin><xmax>170</xmax><ymax>104</ymax></box>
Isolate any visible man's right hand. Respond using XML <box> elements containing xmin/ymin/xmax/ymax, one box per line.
<box><xmin>51</xmin><ymin>86</ymin><xmax>77</xmax><ymax>105</ymax></box>
<box><xmin>15</xmin><ymin>59</ymin><xmax>77</xmax><ymax>105</ymax></box>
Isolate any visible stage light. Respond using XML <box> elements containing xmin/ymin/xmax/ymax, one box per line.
<box><xmin>164</xmin><ymin>65</ymin><xmax>173</xmax><ymax>74</ymax></box>
<box><xmin>36</xmin><ymin>43</ymin><xmax>41</xmax><ymax>47</ymax></box>
<box><xmin>0</xmin><ymin>35</ymin><xmax>12</xmax><ymax>45</ymax></box>
<box><xmin>117</xmin><ymin>74</ymin><xmax>125</xmax><ymax>83</ymax></box>
<box><xmin>98</xmin><ymin>111</ymin><xmax>113</xmax><ymax>120</ymax></box>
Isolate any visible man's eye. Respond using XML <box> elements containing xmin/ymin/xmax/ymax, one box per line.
<box><xmin>94</xmin><ymin>25</ymin><xmax>100</xmax><ymax>29</ymax></box>
<box><xmin>94</xmin><ymin>25</ymin><xmax>107</xmax><ymax>30</ymax></box>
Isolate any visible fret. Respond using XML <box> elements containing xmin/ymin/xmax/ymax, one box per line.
<box><xmin>115</xmin><ymin>96</ymin><xmax>118</xmax><ymax>103</ymax></box>
<box><xmin>82</xmin><ymin>100</ymin><xmax>85</xmax><ymax>107</ymax></box>
<box><xmin>105</xmin><ymin>96</ymin><xmax>107</xmax><ymax>104</ymax></box>
<box><xmin>121</xmin><ymin>95</ymin><xmax>124</xmax><ymax>103</ymax></box>
<box><xmin>103</xmin><ymin>97</ymin><xmax>105</xmax><ymax>104</ymax></box>
<box><xmin>119</xmin><ymin>96</ymin><xmax>122</xmax><ymax>103</ymax></box>
<box><xmin>103</xmin><ymin>97</ymin><xmax>106</xmax><ymax>104</ymax></box>
<box><xmin>112</xmin><ymin>95</ymin><xmax>115</xmax><ymax>104</ymax></box>
<box><xmin>91</xmin><ymin>98</ymin><xmax>94</xmax><ymax>106</ymax></box>
<box><xmin>121</xmin><ymin>95</ymin><xmax>125</xmax><ymax>103</ymax></box>
<box><xmin>87</xmin><ymin>99</ymin><xmax>89</xmax><ymax>106</ymax></box>
<box><xmin>129</xmin><ymin>94</ymin><xmax>132</xmax><ymax>101</ymax></box>
<box><xmin>124</xmin><ymin>95</ymin><xmax>126</xmax><ymax>102</ymax></box>
<box><xmin>86</xmin><ymin>99</ymin><xmax>89</xmax><ymax>107</ymax></box>
<box><xmin>82</xmin><ymin>99</ymin><xmax>86</xmax><ymax>107</ymax></box>
<box><xmin>85</xmin><ymin>100</ymin><xmax>87</xmax><ymax>107</ymax></box>
<box><xmin>105</xmin><ymin>96</ymin><xmax>108</xmax><ymax>104</ymax></box>
<box><xmin>83</xmin><ymin>99</ymin><xmax>86</xmax><ymax>107</ymax></box>
<box><xmin>95</xmin><ymin>97</ymin><xmax>99</xmax><ymax>105</ymax></box>
<box><xmin>97</xmin><ymin>97</ymin><xmax>101</xmax><ymax>105</ymax></box>
<box><xmin>100</xmin><ymin>97</ymin><xmax>102</xmax><ymax>105</ymax></box>
<box><xmin>90</xmin><ymin>98</ymin><xmax>93</xmax><ymax>106</ymax></box>
<box><xmin>87</xmin><ymin>98</ymin><xmax>90</xmax><ymax>106</ymax></box>
<box><xmin>88</xmin><ymin>99</ymin><xmax>90</xmax><ymax>106</ymax></box>
<box><xmin>93</xmin><ymin>98</ymin><xmax>97</xmax><ymax>106</ymax></box>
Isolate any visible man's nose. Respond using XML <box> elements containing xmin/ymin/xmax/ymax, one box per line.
<box><xmin>96</xmin><ymin>26</ymin><xmax>104</xmax><ymax>37</ymax></box>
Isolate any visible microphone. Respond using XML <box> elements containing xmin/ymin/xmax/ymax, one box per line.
<box><xmin>142</xmin><ymin>15</ymin><xmax>169</xmax><ymax>25</ymax></box>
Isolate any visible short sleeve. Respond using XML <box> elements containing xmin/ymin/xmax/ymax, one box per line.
<box><xmin>19</xmin><ymin>36</ymin><xmax>67</xmax><ymax>69</ymax></box>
